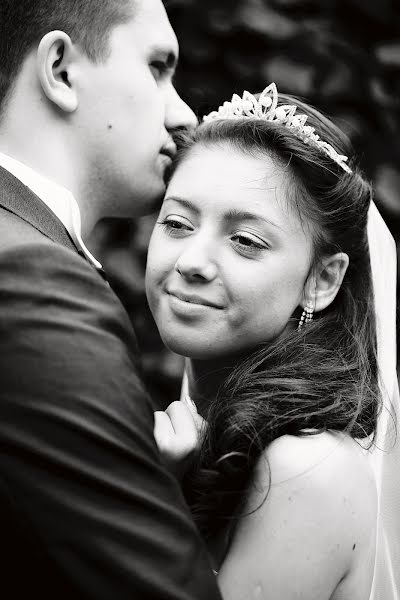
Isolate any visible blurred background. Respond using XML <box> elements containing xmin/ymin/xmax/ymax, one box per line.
<box><xmin>89</xmin><ymin>0</ymin><xmax>400</xmax><ymax>408</ymax></box>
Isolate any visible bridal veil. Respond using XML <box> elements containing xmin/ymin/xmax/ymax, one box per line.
<box><xmin>368</xmin><ymin>202</ymin><xmax>399</xmax><ymax>600</ymax></box>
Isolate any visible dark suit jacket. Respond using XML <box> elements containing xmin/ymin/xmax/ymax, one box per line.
<box><xmin>0</xmin><ymin>166</ymin><xmax>221</xmax><ymax>600</ymax></box>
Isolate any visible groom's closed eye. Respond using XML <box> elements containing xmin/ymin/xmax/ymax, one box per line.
<box><xmin>149</xmin><ymin>48</ymin><xmax>178</xmax><ymax>81</ymax></box>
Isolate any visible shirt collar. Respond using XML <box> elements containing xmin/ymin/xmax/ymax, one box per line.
<box><xmin>0</xmin><ymin>151</ymin><xmax>102</xmax><ymax>270</ymax></box>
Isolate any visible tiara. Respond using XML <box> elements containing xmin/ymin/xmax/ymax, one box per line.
<box><xmin>203</xmin><ymin>83</ymin><xmax>352</xmax><ymax>174</ymax></box>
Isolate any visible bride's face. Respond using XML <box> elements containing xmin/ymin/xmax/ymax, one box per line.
<box><xmin>146</xmin><ymin>144</ymin><xmax>314</xmax><ymax>360</ymax></box>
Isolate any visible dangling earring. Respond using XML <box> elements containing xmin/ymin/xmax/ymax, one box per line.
<box><xmin>297</xmin><ymin>301</ymin><xmax>314</xmax><ymax>331</ymax></box>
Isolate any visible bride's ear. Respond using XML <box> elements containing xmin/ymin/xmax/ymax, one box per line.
<box><xmin>303</xmin><ymin>253</ymin><xmax>349</xmax><ymax>313</ymax></box>
<box><xmin>36</xmin><ymin>31</ymin><xmax>79</xmax><ymax>113</ymax></box>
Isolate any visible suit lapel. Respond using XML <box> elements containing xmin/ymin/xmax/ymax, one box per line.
<box><xmin>0</xmin><ymin>165</ymin><xmax>78</xmax><ymax>254</ymax></box>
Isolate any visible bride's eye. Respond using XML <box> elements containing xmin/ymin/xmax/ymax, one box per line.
<box><xmin>157</xmin><ymin>216</ymin><xmax>193</xmax><ymax>237</ymax></box>
<box><xmin>231</xmin><ymin>232</ymin><xmax>269</xmax><ymax>256</ymax></box>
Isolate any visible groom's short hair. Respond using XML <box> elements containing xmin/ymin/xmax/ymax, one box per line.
<box><xmin>0</xmin><ymin>0</ymin><xmax>135</xmax><ymax>113</ymax></box>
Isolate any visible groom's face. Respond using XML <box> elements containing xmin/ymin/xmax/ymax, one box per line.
<box><xmin>77</xmin><ymin>0</ymin><xmax>196</xmax><ymax>217</ymax></box>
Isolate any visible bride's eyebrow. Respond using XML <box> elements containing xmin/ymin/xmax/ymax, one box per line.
<box><xmin>225</xmin><ymin>209</ymin><xmax>281</xmax><ymax>230</ymax></box>
<box><xmin>163</xmin><ymin>196</ymin><xmax>199</xmax><ymax>214</ymax></box>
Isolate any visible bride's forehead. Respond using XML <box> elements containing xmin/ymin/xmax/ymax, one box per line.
<box><xmin>171</xmin><ymin>147</ymin><xmax>283</xmax><ymax>192</ymax></box>
<box><xmin>167</xmin><ymin>150</ymin><xmax>301</xmax><ymax>224</ymax></box>
<box><xmin>175</xmin><ymin>143</ymin><xmax>273</xmax><ymax>172</ymax></box>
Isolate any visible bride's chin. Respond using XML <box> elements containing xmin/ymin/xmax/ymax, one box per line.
<box><xmin>163</xmin><ymin>345</ymin><xmax>212</xmax><ymax>361</ymax></box>
<box><xmin>160</xmin><ymin>335</ymin><xmax>251</xmax><ymax>363</ymax></box>
<box><xmin>160</xmin><ymin>335</ymin><xmax>221</xmax><ymax>361</ymax></box>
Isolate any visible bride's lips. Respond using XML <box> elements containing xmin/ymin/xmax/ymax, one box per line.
<box><xmin>167</xmin><ymin>289</ymin><xmax>224</xmax><ymax>309</ymax></box>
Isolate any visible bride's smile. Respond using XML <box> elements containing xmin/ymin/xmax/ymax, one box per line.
<box><xmin>167</xmin><ymin>288</ymin><xmax>225</xmax><ymax>309</ymax></box>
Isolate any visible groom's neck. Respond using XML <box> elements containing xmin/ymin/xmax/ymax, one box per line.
<box><xmin>0</xmin><ymin>126</ymin><xmax>97</xmax><ymax>239</ymax></box>
<box><xmin>0</xmin><ymin>85</ymin><xmax>98</xmax><ymax>239</ymax></box>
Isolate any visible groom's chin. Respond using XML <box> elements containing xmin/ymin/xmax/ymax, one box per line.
<box><xmin>123</xmin><ymin>182</ymin><xmax>166</xmax><ymax>218</ymax></box>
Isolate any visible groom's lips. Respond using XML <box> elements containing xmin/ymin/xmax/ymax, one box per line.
<box><xmin>160</xmin><ymin>142</ymin><xmax>177</xmax><ymax>160</ymax></box>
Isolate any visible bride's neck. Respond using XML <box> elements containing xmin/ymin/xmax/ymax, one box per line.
<box><xmin>185</xmin><ymin>356</ymin><xmax>240</xmax><ymax>416</ymax></box>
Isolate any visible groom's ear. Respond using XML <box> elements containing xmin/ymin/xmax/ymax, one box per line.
<box><xmin>36</xmin><ymin>31</ymin><xmax>79</xmax><ymax>113</ymax></box>
<box><xmin>303</xmin><ymin>252</ymin><xmax>349</xmax><ymax>313</ymax></box>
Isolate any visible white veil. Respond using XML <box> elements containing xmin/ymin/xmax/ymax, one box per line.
<box><xmin>367</xmin><ymin>202</ymin><xmax>400</xmax><ymax>600</ymax></box>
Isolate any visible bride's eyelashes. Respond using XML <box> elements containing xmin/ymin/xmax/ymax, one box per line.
<box><xmin>157</xmin><ymin>216</ymin><xmax>193</xmax><ymax>236</ymax></box>
<box><xmin>157</xmin><ymin>217</ymin><xmax>271</xmax><ymax>258</ymax></box>
<box><xmin>231</xmin><ymin>232</ymin><xmax>270</xmax><ymax>257</ymax></box>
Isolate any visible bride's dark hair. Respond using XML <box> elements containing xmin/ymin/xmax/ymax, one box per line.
<box><xmin>175</xmin><ymin>95</ymin><xmax>379</xmax><ymax>542</ymax></box>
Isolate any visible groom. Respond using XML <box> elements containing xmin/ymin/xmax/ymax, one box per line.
<box><xmin>0</xmin><ymin>1</ymin><xmax>221</xmax><ymax>599</ymax></box>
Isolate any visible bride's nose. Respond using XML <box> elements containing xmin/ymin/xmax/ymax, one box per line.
<box><xmin>174</xmin><ymin>240</ymin><xmax>218</xmax><ymax>282</ymax></box>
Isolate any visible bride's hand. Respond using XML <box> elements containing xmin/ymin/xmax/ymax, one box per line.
<box><xmin>154</xmin><ymin>396</ymin><xmax>206</xmax><ymax>479</ymax></box>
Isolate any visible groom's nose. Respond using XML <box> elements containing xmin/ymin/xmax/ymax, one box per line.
<box><xmin>166</xmin><ymin>86</ymin><xmax>198</xmax><ymax>132</ymax></box>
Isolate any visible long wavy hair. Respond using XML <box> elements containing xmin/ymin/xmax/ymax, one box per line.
<box><xmin>173</xmin><ymin>94</ymin><xmax>380</xmax><ymax>543</ymax></box>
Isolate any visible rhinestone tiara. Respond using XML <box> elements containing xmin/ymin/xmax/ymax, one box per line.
<box><xmin>202</xmin><ymin>82</ymin><xmax>352</xmax><ymax>174</ymax></box>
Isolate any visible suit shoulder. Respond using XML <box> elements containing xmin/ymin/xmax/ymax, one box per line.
<box><xmin>0</xmin><ymin>236</ymin><xmax>137</xmax><ymax>348</ymax></box>
<box><xmin>0</xmin><ymin>236</ymin><xmax>104</xmax><ymax>291</ymax></box>
<box><xmin>0</xmin><ymin>207</ymin><xmax>87</xmax><ymax>274</ymax></box>
<box><xmin>0</xmin><ymin>206</ymin><xmax>51</xmax><ymax>249</ymax></box>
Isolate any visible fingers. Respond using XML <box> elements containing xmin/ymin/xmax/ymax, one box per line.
<box><xmin>154</xmin><ymin>410</ymin><xmax>175</xmax><ymax>446</ymax></box>
<box><xmin>153</xmin><ymin>402</ymin><xmax>197</xmax><ymax>459</ymax></box>
<box><xmin>165</xmin><ymin>401</ymin><xmax>199</xmax><ymax>453</ymax></box>
<box><xmin>154</xmin><ymin>410</ymin><xmax>175</xmax><ymax>454</ymax></box>
<box><xmin>153</xmin><ymin>400</ymin><xmax>204</xmax><ymax>473</ymax></box>
<box><xmin>153</xmin><ymin>397</ymin><xmax>210</xmax><ymax>480</ymax></box>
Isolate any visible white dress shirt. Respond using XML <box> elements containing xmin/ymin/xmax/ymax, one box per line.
<box><xmin>0</xmin><ymin>151</ymin><xmax>102</xmax><ymax>270</ymax></box>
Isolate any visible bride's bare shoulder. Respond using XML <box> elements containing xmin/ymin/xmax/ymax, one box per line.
<box><xmin>218</xmin><ymin>432</ymin><xmax>377</xmax><ymax>599</ymax></box>
<box><xmin>260</xmin><ymin>430</ymin><xmax>376</xmax><ymax>490</ymax></box>
<box><xmin>250</xmin><ymin>431</ymin><xmax>377</xmax><ymax>558</ymax></box>
<box><xmin>251</xmin><ymin>431</ymin><xmax>377</xmax><ymax>550</ymax></box>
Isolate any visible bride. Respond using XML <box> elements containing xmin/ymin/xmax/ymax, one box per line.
<box><xmin>146</xmin><ymin>83</ymin><xmax>399</xmax><ymax>599</ymax></box>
